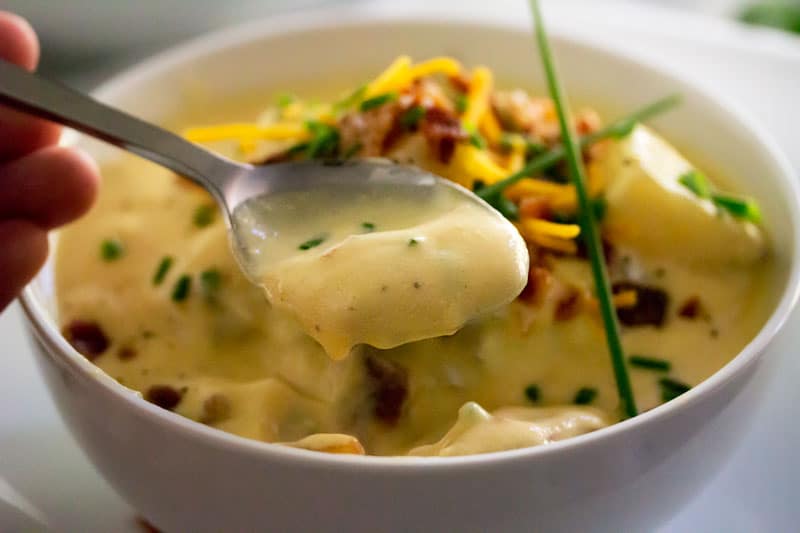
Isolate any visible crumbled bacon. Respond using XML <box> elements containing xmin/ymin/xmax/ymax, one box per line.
<box><xmin>519</xmin><ymin>266</ymin><xmax>553</xmax><ymax>305</ymax></box>
<box><xmin>339</xmin><ymin>101</ymin><xmax>403</xmax><ymax>158</ymax></box>
<box><xmin>613</xmin><ymin>282</ymin><xmax>669</xmax><ymax>327</ymax></box>
<box><xmin>145</xmin><ymin>385</ymin><xmax>183</xmax><ymax>411</ymax></box>
<box><xmin>364</xmin><ymin>355</ymin><xmax>408</xmax><ymax>425</ymax></box>
<box><xmin>554</xmin><ymin>287</ymin><xmax>583</xmax><ymax>321</ymax></box>
<box><xmin>419</xmin><ymin>107</ymin><xmax>467</xmax><ymax>164</ymax></box>
<box><xmin>678</xmin><ymin>296</ymin><xmax>703</xmax><ymax>320</ymax></box>
<box><xmin>63</xmin><ymin>320</ymin><xmax>109</xmax><ymax>361</ymax></box>
<box><xmin>519</xmin><ymin>196</ymin><xmax>553</xmax><ymax>219</ymax></box>
<box><xmin>448</xmin><ymin>73</ymin><xmax>471</xmax><ymax>93</ymax></box>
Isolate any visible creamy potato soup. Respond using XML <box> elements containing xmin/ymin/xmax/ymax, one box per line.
<box><xmin>57</xmin><ymin>57</ymin><xmax>773</xmax><ymax>457</ymax></box>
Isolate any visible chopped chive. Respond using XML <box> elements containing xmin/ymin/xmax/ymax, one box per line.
<box><xmin>400</xmin><ymin>105</ymin><xmax>426</xmax><ymax>129</ymax></box>
<box><xmin>408</xmin><ymin>238</ymin><xmax>420</xmax><ymax>247</ymax></box>
<box><xmin>152</xmin><ymin>256</ymin><xmax>174</xmax><ymax>285</ymax></box>
<box><xmin>299</xmin><ymin>234</ymin><xmax>327</xmax><ymax>250</ymax></box>
<box><xmin>193</xmin><ymin>204</ymin><xmax>216</xmax><ymax>228</ymax></box>
<box><xmin>171</xmin><ymin>275</ymin><xmax>191</xmax><ymax>302</ymax></box>
<box><xmin>678</xmin><ymin>170</ymin><xmax>712</xmax><ymax>198</ymax></box>
<box><xmin>200</xmin><ymin>269</ymin><xmax>222</xmax><ymax>301</ymax></box>
<box><xmin>574</xmin><ymin>387</ymin><xmax>598</xmax><ymax>405</ymax></box>
<box><xmin>304</xmin><ymin>121</ymin><xmax>340</xmax><ymax>159</ymax></box>
<box><xmin>659</xmin><ymin>377</ymin><xmax>691</xmax><ymax>402</ymax></box>
<box><xmin>276</xmin><ymin>93</ymin><xmax>295</xmax><ymax>109</ymax></box>
<box><xmin>287</xmin><ymin>142</ymin><xmax>310</xmax><ymax>156</ymax></box>
<box><xmin>712</xmin><ymin>193</ymin><xmax>762</xmax><ymax>223</ymax></box>
<box><xmin>100</xmin><ymin>239</ymin><xmax>124</xmax><ymax>262</ymax></box>
<box><xmin>531</xmin><ymin>0</ymin><xmax>637</xmax><ymax>418</ymax></box>
<box><xmin>361</xmin><ymin>222</ymin><xmax>376</xmax><ymax>232</ymax></box>
<box><xmin>475</xmin><ymin>94</ymin><xmax>681</xmax><ymax>202</ymax></box>
<box><xmin>629</xmin><ymin>355</ymin><xmax>671</xmax><ymax>372</ymax></box>
<box><xmin>342</xmin><ymin>142</ymin><xmax>363</xmax><ymax>159</ymax></box>
<box><xmin>360</xmin><ymin>92</ymin><xmax>398</xmax><ymax>112</ymax></box>
<box><xmin>333</xmin><ymin>85</ymin><xmax>367</xmax><ymax>113</ymax></box>
<box><xmin>524</xmin><ymin>384</ymin><xmax>540</xmax><ymax>403</ymax></box>
<box><xmin>465</xmin><ymin>124</ymin><xmax>486</xmax><ymax>149</ymax></box>
<box><xmin>454</xmin><ymin>93</ymin><xmax>468</xmax><ymax>114</ymax></box>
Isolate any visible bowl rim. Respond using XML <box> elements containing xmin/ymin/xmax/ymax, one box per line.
<box><xmin>20</xmin><ymin>5</ymin><xmax>800</xmax><ymax>470</ymax></box>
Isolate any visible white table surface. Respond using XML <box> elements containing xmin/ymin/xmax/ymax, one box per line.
<box><xmin>1</xmin><ymin>1</ymin><xmax>798</xmax><ymax>531</ymax></box>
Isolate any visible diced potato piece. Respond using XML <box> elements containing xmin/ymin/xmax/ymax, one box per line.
<box><xmin>592</xmin><ymin>125</ymin><xmax>766</xmax><ymax>267</ymax></box>
<box><xmin>408</xmin><ymin>402</ymin><xmax>608</xmax><ymax>457</ymax></box>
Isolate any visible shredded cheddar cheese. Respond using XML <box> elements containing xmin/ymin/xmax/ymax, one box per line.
<box><xmin>364</xmin><ymin>55</ymin><xmax>412</xmax><ymax>98</ymax></box>
<box><xmin>183</xmin><ymin>123</ymin><xmax>310</xmax><ymax>143</ymax></box>
<box><xmin>462</xmin><ymin>66</ymin><xmax>493</xmax><ymax>128</ymax></box>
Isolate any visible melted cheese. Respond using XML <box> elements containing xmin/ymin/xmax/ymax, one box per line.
<box><xmin>233</xmin><ymin>186</ymin><xmax>528</xmax><ymax>359</ymax></box>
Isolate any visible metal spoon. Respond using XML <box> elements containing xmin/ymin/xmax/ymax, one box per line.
<box><xmin>0</xmin><ymin>59</ymin><xmax>508</xmax><ymax>282</ymax></box>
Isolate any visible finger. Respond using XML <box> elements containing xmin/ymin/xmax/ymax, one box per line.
<box><xmin>0</xmin><ymin>11</ymin><xmax>61</xmax><ymax>161</ymax></box>
<box><xmin>0</xmin><ymin>219</ymin><xmax>48</xmax><ymax>311</ymax></box>
<box><xmin>0</xmin><ymin>146</ymin><xmax>99</xmax><ymax>229</ymax></box>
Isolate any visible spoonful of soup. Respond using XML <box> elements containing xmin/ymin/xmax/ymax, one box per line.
<box><xmin>0</xmin><ymin>60</ymin><xmax>529</xmax><ymax>358</ymax></box>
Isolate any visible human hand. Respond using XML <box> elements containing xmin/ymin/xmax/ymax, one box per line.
<box><xmin>0</xmin><ymin>12</ymin><xmax>99</xmax><ymax>312</ymax></box>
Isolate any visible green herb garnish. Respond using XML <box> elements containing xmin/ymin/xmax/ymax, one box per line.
<box><xmin>679</xmin><ymin>170</ymin><xmax>762</xmax><ymax>223</ymax></box>
<box><xmin>200</xmin><ymin>268</ymin><xmax>222</xmax><ymax>297</ymax></box>
<box><xmin>712</xmin><ymin>193</ymin><xmax>762</xmax><ymax>223</ymax></box>
<box><xmin>299</xmin><ymin>235</ymin><xmax>327</xmax><ymax>250</ymax></box>
<box><xmin>465</xmin><ymin>124</ymin><xmax>486</xmax><ymax>149</ymax></box>
<box><xmin>659</xmin><ymin>377</ymin><xmax>691</xmax><ymax>402</ymax></box>
<box><xmin>408</xmin><ymin>238</ymin><xmax>420</xmax><ymax>247</ymax></box>
<box><xmin>524</xmin><ymin>384</ymin><xmax>540</xmax><ymax>403</ymax></box>
<box><xmin>678</xmin><ymin>170</ymin><xmax>712</xmax><ymax>198</ymax></box>
<box><xmin>400</xmin><ymin>105</ymin><xmax>426</xmax><ymax>130</ymax></box>
<box><xmin>361</xmin><ymin>222</ymin><xmax>376</xmax><ymax>232</ymax></box>
<box><xmin>332</xmin><ymin>85</ymin><xmax>367</xmax><ymax>113</ymax></box>
<box><xmin>454</xmin><ymin>93</ymin><xmax>468</xmax><ymax>114</ymax></box>
<box><xmin>193</xmin><ymin>205</ymin><xmax>216</xmax><ymax>228</ymax></box>
<box><xmin>360</xmin><ymin>92</ymin><xmax>398</xmax><ymax>112</ymax></box>
<box><xmin>629</xmin><ymin>355</ymin><xmax>671</xmax><ymax>372</ymax></box>
<box><xmin>531</xmin><ymin>0</ymin><xmax>637</xmax><ymax>417</ymax></box>
<box><xmin>276</xmin><ymin>93</ymin><xmax>295</xmax><ymax>109</ymax></box>
<box><xmin>473</xmin><ymin>180</ymin><xmax>520</xmax><ymax>221</ymax></box>
<box><xmin>574</xmin><ymin>387</ymin><xmax>598</xmax><ymax>405</ymax></box>
<box><xmin>171</xmin><ymin>274</ymin><xmax>191</xmax><ymax>302</ymax></box>
<box><xmin>305</xmin><ymin>121</ymin><xmax>340</xmax><ymax>159</ymax></box>
<box><xmin>152</xmin><ymin>256</ymin><xmax>173</xmax><ymax>285</ymax></box>
<box><xmin>100</xmin><ymin>239</ymin><xmax>124</xmax><ymax>262</ymax></box>
<box><xmin>475</xmin><ymin>94</ymin><xmax>681</xmax><ymax>203</ymax></box>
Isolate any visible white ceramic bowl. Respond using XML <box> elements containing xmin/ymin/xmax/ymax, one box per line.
<box><xmin>19</xmin><ymin>7</ymin><xmax>800</xmax><ymax>533</ymax></box>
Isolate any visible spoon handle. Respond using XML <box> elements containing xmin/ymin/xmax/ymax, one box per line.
<box><xmin>0</xmin><ymin>59</ymin><xmax>243</xmax><ymax>198</ymax></box>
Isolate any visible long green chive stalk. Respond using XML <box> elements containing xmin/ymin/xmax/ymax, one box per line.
<box><xmin>476</xmin><ymin>94</ymin><xmax>680</xmax><ymax>202</ymax></box>
<box><xmin>529</xmin><ymin>0</ymin><xmax>638</xmax><ymax>418</ymax></box>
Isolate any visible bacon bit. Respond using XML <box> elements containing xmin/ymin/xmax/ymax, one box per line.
<box><xmin>448</xmin><ymin>73</ymin><xmax>471</xmax><ymax>93</ymax></box>
<box><xmin>575</xmin><ymin>109</ymin><xmax>602</xmax><ymax>135</ymax></box>
<box><xmin>200</xmin><ymin>393</ymin><xmax>232</xmax><ymax>424</ymax></box>
<box><xmin>519</xmin><ymin>266</ymin><xmax>553</xmax><ymax>305</ymax></box>
<box><xmin>519</xmin><ymin>196</ymin><xmax>553</xmax><ymax>219</ymax></box>
<box><xmin>117</xmin><ymin>346</ymin><xmax>137</xmax><ymax>361</ymax></box>
<box><xmin>420</xmin><ymin>106</ymin><xmax>467</xmax><ymax>164</ymax></box>
<box><xmin>63</xmin><ymin>320</ymin><xmax>109</xmax><ymax>361</ymax></box>
<box><xmin>678</xmin><ymin>296</ymin><xmax>703</xmax><ymax>319</ymax></box>
<box><xmin>339</xmin><ymin>101</ymin><xmax>403</xmax><ymax>158</ymax></box>
<box><xmin>613</xmin><ymin>282</ymin><xmax>670</xmax><ymax>327</ymax></box>
<box><xmin>145</xmin><ymin>385</ymin><xmax>183</xmax><ymax>411</ymax></box>
<box><xmin>554</xmin><ymin>287</ymin><xmax>583</xmax><ymax>321</ymax></box>
<box><xmin>364</xmin><ymin>355</ymin><xmax>408</xmax><ymax>425</ymax></box>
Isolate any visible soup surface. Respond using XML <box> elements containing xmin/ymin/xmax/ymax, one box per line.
<box><xmin>57</xmin><ymin>57</ymin><xmax>772</xmax><ymax>456</ymax></box>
